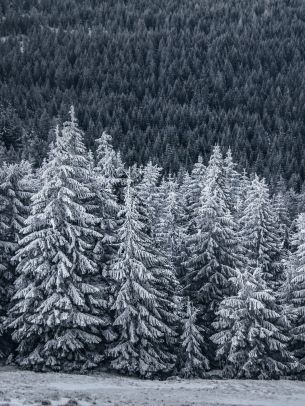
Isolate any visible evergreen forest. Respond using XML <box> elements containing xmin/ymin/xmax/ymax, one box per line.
<box><xmin>2</xmin><ymin>0</ymin><xmax>305</xmax><ymax>380</ymax></box>
<box><xmin>0</xmin><ymin>107</ymin><xmax>304</xmax><ymax>379</ymax></box>
<box><xmin>1</xmin><ymin>0</ymin><xmax>305</xmax><ymax>187</ymax></box>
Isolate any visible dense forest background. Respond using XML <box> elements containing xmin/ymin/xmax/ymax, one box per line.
<box><xmin>1</xmin><ymin>0</ymin><xmax>305</xmax><ymax>188</ymax></box>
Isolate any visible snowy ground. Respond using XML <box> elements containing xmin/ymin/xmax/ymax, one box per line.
<box><xmin>0</xmin><ymin>367</ymin><xmax>305</xmax><ymax>406</ymax></box>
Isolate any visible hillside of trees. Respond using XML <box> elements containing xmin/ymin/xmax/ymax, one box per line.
<box><xmin>1</xmin><ymin>107</ymin><xmax>305</xmax><ymax>379</ymax></box>
<box><xmin>1</xmin><ymin>0</ymin><xmax>305</xmax><ymax>187</ymax></box>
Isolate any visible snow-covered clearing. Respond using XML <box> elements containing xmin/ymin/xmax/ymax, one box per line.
<box><xmin>0</xmin><ymin>368</ymin><xmax>305</xmax><ymax>406</ymax></box>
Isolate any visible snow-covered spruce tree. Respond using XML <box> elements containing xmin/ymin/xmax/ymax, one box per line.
<box><xmin>184</xmin><ymin>146</ymin><xmax>241</xmax><ymax>315</ymax></box>
<box><xmin>8</xmin><ymin>108</ymin><xmax>106</xmax><ymax>372</ymax></box>
<box><xmin>155</xmin><ymin>176</ymin><xmax>186</xmax><ymax>274</ymax></box>
<box><xmin>211</xmin><ymin>266</ymin><xmax>297</xmax><ymax>379</ymax></box>
<box><xmin>234</xmin><ymin>169</ymin><xmax>250</xmax><ymax>219</ymax></box>
<box><xmin>187</xmin><ymin>155</ymin><xmax>206</xmax><ymax>207</ymax></box>
<box><xmin>92</xmin><ymin>133</ymin><xmax>122</xmax><ymax>268</ymax></box>
<box><xmin>239</xmin><ymin>175</ymin><xmax>283</xmax><ymax>287</ymax></box>
<box><xmin>272</xmin><ymin>190</ymin><xmax>291</xmax><ymax>251</ymax></box>
<box><xmin>277</xmin><ymin>256</ymin><xmax>301</xmax><ymax>375</ymax></box>
<box><xmin>0</xmin><ymin>142</ymin><xmax>8</xmax><ymax>166</ymax></box>
<box><xmin>95</xmin><ymin>131</ymin><xmax>125</xmax><ymax>201</ymax></box>
<box><xmin>283</xmin><ymin>212</ymin><xmax>305</xmax><ymax>368</ymax></box>
<box><xmin>180</xmin><ymin>298</ymin><xmax>209</xmax><ymax>378</ymax></box>
<box><xmin>183</xmin><ymin>146</ymin><xmax>242</xmax><ymax>367</ymax></box>
<box><xmin>136</xmin><ymin>161</ymin><xmax>162</xmax><ymax>239</ymax></box>
<box><xmin>0</xmin><ymin>160</ymin><xmax>34</xmax><ymax>357</ymax></box>
<box><xmin>223</xmin><ymin>148</ymin><xmax>242</xmax><ymax>213</ymax></box>
<box><xmin>88</xmin><ymin>132</ymin><xmax>124</xmax><ymax>348</ymax></box>
<box><xmin>285</xmin><ymin>187</ymin><xmax>299</xmax><ymax>222</ymax></box>
<box><xmin>108</xmin><ymin>173</ymin><xmax>179</xmax><ymax>378</ymax></box>
<box><xmin>181</xmin><ymin>156</ymin><xmax>206</xmax><ymax>236</ymax></box>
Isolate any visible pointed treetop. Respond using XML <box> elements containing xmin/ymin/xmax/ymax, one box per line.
<box><xmin>224</xmin><ymin>147</ymin><xmax>234</xmax><ymax>166</ymax></box>
<box><xmin>197</xmin><ymin>155</ymin><xmax>203</xmax><ymax>164</ymax></box>
<box><xmin>207</xmin><ymin>145</ymin><xmax>223</xmax><ymax>176</ymax></box>
<box><xmin>69</xmin><ymin>105</ymin><xmax>77</xmax><ymax>124</ymax></box>
<box><xmin>98</xmin><ymin>131</ymin><xmax>112</xmax><ymax>145</ymax></box>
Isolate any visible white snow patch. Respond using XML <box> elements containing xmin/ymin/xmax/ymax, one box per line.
<box><xmin>0</xmin><ymin>367</ymin><xmax>305</xmax><ymax>406</ymax></box>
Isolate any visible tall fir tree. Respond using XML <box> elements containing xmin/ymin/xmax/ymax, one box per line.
<box><xmin>108</xmin><ymin>173</ymin><xmax>179</xmax><ymax>378</ymax></box>
<box><xmin>187</xmin><ymin>155</ymin><xmax>206</xmax><ymax>207</ymax></box>
<box><xmin>212</xmin><ymin>266</ymin><xmax>297</xmax><ymax>379</ymax></box>
<box><xmin>88</xmin><ymin>131</ymin><xmax>124</xmax><ymax>349</ymax></box>
<box><xmin>181</xmin><ymin>156</ymin><xmax>206</xmax><ymax>236</ymax></box>
<box><xmin>0</xmin><ymin>160</ymin><xmax>34</xmax><ymax>357</ymax></box>
<box><xmin>239</xmin><ymin>175</ymin><xmax>283</xmax><ymax>287</ymax></box>
<box><xmin>180</xmin><ymin>298</ymin><xmax>209</xmax><ymax>378</ymax></box>
<box><xmin>283</xmin><ymin>212</ymin><xmax>305</xmax><ymax>369</ymax></box>
<box><xmin>136</xmin><ymin>161</ymin><xmax>162</xmax><ymax>239</ymax></box>
<box><xmin>155</xmin><ymin>176</ymin><xmax>186</xmax><ymax>276</ymax></box>
<box><xmin>8</xmin><ymin>108</ymin><xmax>107</xmax><ymax>371</ymax></box>
<box><xmin>223</xmin><ymin>148</ymin><xmax>242</xmax><ymax>214</ymax></box>
<box><xmin>235</xmin><ymin>169</ymin><xmax>250</xmax><ymax>220</ymax></box>
<box><xmin>273</xmin><ymin>191</ymin><xmax>291</xmax><ymax>252</ymax></box>
<box><xmin>95</xmin><ymin>132</ymin><xmax>125</xmax><ymax>201</ymax></box>
<box><xmin>184</xmin><ymin>146</ymin><xmax>241</xmax><ymax>315</ymax></box>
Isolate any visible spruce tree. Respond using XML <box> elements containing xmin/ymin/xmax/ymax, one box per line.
<box><xmin>184</xmin><ymin>146</ymin><xmax>240</xmax><ymax>315</ymax></box>
<box><xmin>273</xmin><ymin>191</ymin><xmax>291</xmax><ymax>251</ymax></box>
<box><xmin>239</xmin><ymin>175</ymin><xmax>282</xmax><ymax>287</ymax></box>
<box><xmin>277</xmin><ymin>258</ymin><xmax>300</xmax><ymax>375</ymax></box>
<box><xmin>136</xmin><ymin>161</ymin><xmax>162</xmax><ymax>239</ymax></box>
<box><xmin>284</xmin><ymin>212</ymin><xmax>305</xmax><ymax>368</ymax></box>
<box><xmin>0</xmin><ymin>160</ymin><xmax>34</xmax><ymax>357</ymax></box>
<box><xmin>8</xmin><ymin>108</ymin><xmax>106</xmax><ymax>371</ymax></box>
<box><xmin>109</xmin><ymin>173</ymin><xmax>179</xmax><ymax>378</ymax></box>
<box><xmin>95</xmin><ymin>132</ymin><xmax>125</xmax><ymax>200</ymax></box>
<box><xmin>89</xmin><ymin>132</ymin><xmax>123</xmax><ymax>348</ymax></box>
<box><xmin>180</xmin><ymin>298</ymin><xmax>209</xmax><ymax>378</ymax></box>
<box><xmin>183</xmin><ymin>146</ymin><xmax>242</xmax><ymax>367</ymax></box>
<box><xmin>187</xmin><ymin>155</ymin><xmax>206</xmax><ymax>209</ymax></box>
<box><xmin>155</xmin><ymin>176</ymin><xmax>186</xmax><ymax>275</ymax></box>
<box><xmin>223</xmin><ymin>148</ymin><xmax>241</xmax><ymax>213</ymax></box>
<box><xmin>181</xmin><ymin>156</ymin><xmax>206</xmax><ymax>236</ymax></box>
<box><xmin>212</xmin><ymin>266</ymin><xmax>296</xmax><ymax>379</ymax></box>
<box><xmin>235</xmin><ymin>169</ymin><xmax>250</xmax><ymax>219</ymax></box>
<box><xmin>92</xmin><ymin>132</ymin><xmax>121</xmax><ymax>271</ymax></box>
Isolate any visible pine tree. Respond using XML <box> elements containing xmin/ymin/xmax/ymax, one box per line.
<box><xmin>277</xmin><ymin>257</ymin><xmax>300</xmax><ymax>374</ymax></box>
<box><xmin>0</xmin><ymin>141</ymin><xmax>9</xmax><ymax>166</ymax></box>
<box><xmin>0</xmin><ymin>160</ymin><xmax>34</xmax><ymax>357</ymax></box>
<box><xmin>284</xmin><ymin>212</ymin><xmax>305</xmax><ymax>368</ymax></box>
<box><xmin>273</xmin><ymin>191</ymin><xmax>291</xmax><ymax>251</ymax></box>
<box><xmin>95</xmin><ymin>132</ymin><xmax>125</xmax><ymax>200</ymax></box>
<box><xmin>108</xmin><ymin>173</ymin><xmax>179</xmax><ymax>378</ymax></box>
<box><xmin>183</xmin><ymin>146</ymin><xmax>242</xmax><ymax>367</ymax></box>
<box><xmin>180</xmin><ymin>298</ymin><xmax>209</xmax><ymax>378</ymax></box>
<box><xmin>91</xmin><ymin>133</ymin><xmax>121</xmax><ymax>270</ymax></box>
<box><xmin>212</xmin><ymin>266</ymin><xmax>297</xmax><ymax>379</ymax></box>
<box><xmin>239</xmin><ymin>175</ymin><xmax>282</xmax><ymax>287</ymax></box>
<box><xmin>181</xmin><ymin>156</ymin><xmax>205</xmax><ymax>235</ymax></box>
<box><xmin>187</xmin><ymin>155</ymin><xmax>206</xmax><ymax>209</ymax></box>
<box><xmin>235</xmin><ymin>169</ymin><xmax>250</xmax><ymax>218</ymax></box>
<box><xmin>184</xmin><ymin>146</ymin><xmax>240</xmax><ymax>315</ymax></box>
<box><xmin>136</xmin><ymin>161</ymin><xmax>162</xmax><ymax>239</ymax></box>
<box><xmin>286</xmin><ymin>187</ymin><xmax>299</xmax><ymax>221</ymax></box>
<box><xmin>89</xmin><ymin>132</ymin><xmax>123</xmax><ymax>348</ymax></box>
<box><xmin>155</xmin><ymin>176</ymin><xmax>186</xmax><ymax>275</ymax></box>
<box><xmin>8</xmin><ymin>108</ymin><xmax>106</xmax><ymax>372</ymax></box>
<box><xmin>223</xmin><ymin>148</ymin><xmax>241</xmax><ymax>213</ymax></box>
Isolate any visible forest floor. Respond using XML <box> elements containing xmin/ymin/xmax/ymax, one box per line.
<box><xmin>0</xmin><ymin>366</ymin><xmax>305</xmax><ymax>406</ymax></box>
